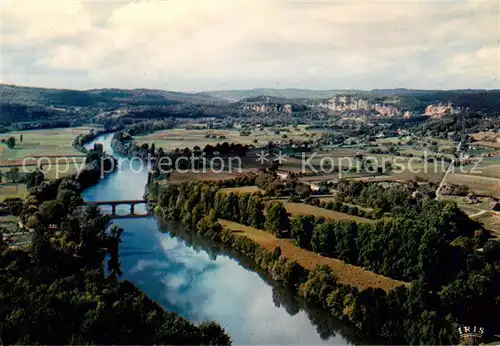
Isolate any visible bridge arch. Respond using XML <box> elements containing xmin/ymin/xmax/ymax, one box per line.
<box><xmin>86</xmin><ymin>200</ymin><xmax>150</xmax><ymax>218</ymax></box>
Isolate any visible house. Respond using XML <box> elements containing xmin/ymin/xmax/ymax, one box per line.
<box><xmin>303</xmin><ymin>181</ymin><xmax>321</xmax><ymax>192</ymax></box>
<box><xmin>465</xmin><ymin>193</ymin><xmax>479</xmax><ymax>204</ymax></box>
<box><xmin>276</xmin><ymin>171</ymin><xmax>289</xmax><ymax>180</ymax></box>
<box><xmin>493</xmin><ymin>203</ymin><xmax>500</xmax><ymax>212</ymax></box>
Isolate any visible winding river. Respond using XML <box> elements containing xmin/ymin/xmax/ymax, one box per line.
<box><xmin>82</xmin><ymin>134</ymin><xmax>356</xmax><ymax>345</ymax></box>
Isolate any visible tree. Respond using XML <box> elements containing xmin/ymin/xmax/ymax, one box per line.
<box><xmin>26</xmin><ymin>170</ymin><xmax>44</xmax><ymax>188</ymax></box>
<box><xmin>264</xmin><ymin>201</ymin><xmax>290</xmax><ymax>236</ymax></box>
<box><xmin>6</xmin><ymin>136</ymin><xmax>15</xmax><ymax>149</ymax></box>
<box><xmin>107</xmin><ymin>225</ymin><xmax>124</xmax><ymax>282</ymax></box>
<box><xmin>5</xmin><ymin>167</ymin><xmax>21</xmax><ymax>183</ymax></box>
<box><xmin>291</xmin><ymin>215</ymin><xmax>314</xmax><ymax>249</ymax></box>
<box><xmin>39</xmin><ymin>200</ymin><xmax>65</xmax><ymax>225</ymax></box>
<box><xmin>247</xmin><ymin>194</ymin><xmax>265</xmax><ymax>228</ymax></box>
<box><xmin>31</xmin><ymin>226</ymin><xmax>52</xmax><ymax>264</ymax></box>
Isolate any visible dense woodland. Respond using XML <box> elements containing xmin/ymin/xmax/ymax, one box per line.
<box><xmin>2</xmin><ymin>84</ymin><xmax>500</xmax><ymax>344</ymax></box>
<box><xmin>0</xmin><ymin>146</ymin><xmax>230</xmax><ymax>345</ymax></box>
<box><xmin>148</xmin><ymin>177</ymin><xmax>500</xmax><ymax>344</ymax></box>
<box><xmin>2</xmin><ymin>85</ymin><xmax>499</xmax><ymax>137</ymax></box>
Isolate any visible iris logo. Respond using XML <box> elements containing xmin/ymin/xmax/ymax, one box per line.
<box><xmin>458</xmin><ymin>326</ymin><xmax>485</xmax><ymax>345</ymax></box>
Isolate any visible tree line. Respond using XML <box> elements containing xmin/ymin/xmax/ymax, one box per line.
<box><xmin>148</xmin><ymin>178</ymin><xmax>500</xmax><ymax>344</ymax></box>
<box><xmin>0</xmin><ymin>145</ymin><xmax>230</xmax><ymax>345</ymax></box>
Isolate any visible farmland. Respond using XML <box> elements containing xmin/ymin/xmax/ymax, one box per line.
<box><xmin>472</xmin><ymin>212</ymin><xmax>500</xmax><ymax>237</ymax></box>
<box><xmin>220</xmin><ymin>186</ymin><xmax>263</xmax><ymax>194</ymax></box>
<box><xmin>133</xmin><ymin>126</ymin><xmax>321</xmax><ymax>150</ymax></box>
<box><xmin>219</xmin><ymin>219</ymin><xmax>408</xmax><ymax>291</ymax></box>
<box><xmin>283</xmin><ymin>202</ymin><xmax>371</xmax><ymax>222</ymax></box>
<box><xmin>166</xmin><ymin>170</ymin><xmax>246</xmax><ymax>184</ymax></box>
<box><xmin>0</xmin><ymin>184</ymin><xmax>28</xmax><ymax>201</ymax></box>
<box><xmin>0</xmin><ymin>127</ymin><xmax>93</xmax><ymax>163</ymax></box>
<box><xmin>0</xmin><ymin>127</ymin><xmax>96</xmax><ymax>198</ymax></box>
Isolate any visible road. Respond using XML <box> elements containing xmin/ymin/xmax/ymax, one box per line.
<box><xmin>435</xmin><ymin>158</ymin><xmax>455</xmax><ymax>200</ymax></box>
<box><xmin>469</xmin><ymin>210</ymin><xmax>488</xmax><ymax>218</ymax></box>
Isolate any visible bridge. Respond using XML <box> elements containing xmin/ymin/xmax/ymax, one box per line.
<box><xmin>86</xmin><ymin>200</ymin><xmax>150</xmax><ymax>217</ymax></box>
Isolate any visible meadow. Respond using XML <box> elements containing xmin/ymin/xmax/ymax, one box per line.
<box><xmin>283</xmin><ymin>202</ymin><xmax>371</xmax><ymax>223</ymax></box>
<box><xmin>0</xmin><ymin>184</ymin><xmax>28</xmax><ymax>201</ymax></box>
<box><xmin>0</xmin><ymin>127</ymin><xmax>92</xmax><ymax>164</ymax></box>
<box><xmin>472</xmin><ymin>212</ymin><xmax>500</xmax><ymax>237</ymax></box>
<box><xmin>133</xmin><ymin>126</ymin><xmax>321</xmax><ymax>150</ymax></box>
<box><xmin>0</xmin><ymin>127</ymin><xmax>96</xmax><ymax>198</ymax></box>
<box><xmin>219</xmin><ymin>219</ymin><xmax>408</xmax><ymax>291</ymax></box>
<box><xmin>220</xmin><ymin>186</ymin><xmax>263</xmax><ymax>194</ymax></box>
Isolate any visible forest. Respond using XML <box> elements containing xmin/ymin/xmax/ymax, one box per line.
<box><xmin>0</xmin><ymin>145</ymin><xmax>230</xmax><ymax>345</ymax></box>
<box><xmin>148</xmin><ymin>177</ymin><xmax>500</xmax><ymax>344</ymax></box>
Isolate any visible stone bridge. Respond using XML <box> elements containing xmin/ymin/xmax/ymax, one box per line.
<box><xmin>87</xmin><ymin>200</ymin><xmax>149</xmax><ymax>217</ymax></box>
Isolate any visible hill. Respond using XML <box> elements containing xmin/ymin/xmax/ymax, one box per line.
<box><xmin>0</xmin><ymin>84</ymin><xmax>220</xmax><ymax>108</ymax></box>
<box><xmin>198</xmin><ymin>88</ymin><xmax>355</xmax><ymax>101</ymax></box>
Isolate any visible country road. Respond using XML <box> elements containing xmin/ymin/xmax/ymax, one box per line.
<box><xmin>469</xmin><ymin>210</ymin><xmax>488</xmax><ymax>218</ymax></box>
<box><xmin>435</xmin><ymin>159</ymin><xmax>455</xmax><ymax>199</ymax></box>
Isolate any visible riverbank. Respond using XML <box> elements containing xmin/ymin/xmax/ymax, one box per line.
<box><xmin>150</xmin><ymin>177</ymin><xmax>497</xmax><ymax>344</ymax></box>
<box><xmin>82</xmin><ymin>133</ymin><xmax>357</xmax><ymax>344</ymax></box>
<box><xmin>151</xmin><ymin>198</ymin><xmax>396</xmax><ymax>342</ymax></box>
<box><xmin>157</xmin><ymin>217</ymin><xmax>376</xmax><ymax>345</ymax></box>
<box><xmin>219</xmin><ymin>219</ymin><xmax>408</xmax><ymax>291</ymax></box>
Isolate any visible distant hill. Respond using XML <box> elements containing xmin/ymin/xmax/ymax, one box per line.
<box><xmin>1</xmin><ymin>85</ymin><xmax>498</xmax><ymax>127</ymax></box>
<box><xmin>198</xmin><ymin>88</ymin><xmax>359</xmax><ymax>101</ymax></box>
<box><xmin>0</xmin><ymin>84</ymin><xmax>220</xmax><ymax>108</ymax></box>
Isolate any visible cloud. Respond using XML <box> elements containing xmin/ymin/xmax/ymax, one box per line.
<box><xmin>2</xmin><ymin>0</ymin><xmax>499</xmax><ymax>90</ymax></box>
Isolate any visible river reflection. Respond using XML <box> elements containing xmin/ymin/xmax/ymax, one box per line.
<box><xmin>82</xmin><ymin>134</ymin><xmax>365</xmax><ymax>345</ymax></box>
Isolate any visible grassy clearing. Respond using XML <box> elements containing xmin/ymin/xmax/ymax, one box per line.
<box><xmin>166</xmin><ymin>171</ymin><xmax>246</xmax><ymax>184</ymax></box>
<box><xmin>0</xmin><ymin>127</ymin><xmax>93</xmax><ymax>164</ymax></box>
<box><xmin>134</xmin><ymin>127</ymin><xmax>321</xmax><ymax>151</ymax></box>
<box><xmin>283</xmin><ymin>202</ymin><xmax>371</xmax><ymax>223</ymax></box>
<box><xmin>471</xmin><ymin>132</ymin><xmax>500</xmax><ymax>149</ymax></box>
<box><xmin>220</xmin><ymin>186</ymin><xmax>263</xmax><ymax>194</ymax></box>
<box><xmin>318</xmin><ymin>198</ymin><xmax>374</xmax><ymax>212</ymax></box>
<box><xmin>1</xmin><ymin>162</ymin><xmax>84</xmax><ymax>180</ymax></box>
<box><xmin>447</xmin><ymin>173</ymin><xmax>500</xmax><ymax>197</ymax></box>
<box><xmin>0</xmin><ymin>184</ymin><xmax>28</xmax><ymax>201</ymax></box>
<box><xmin>441</xmin><ymin>195</ymin><xmax>496</xmax><ymax>211</ymax></box>
<box><xmin>219</xmin><ymin>219</ymin><xmax>408</xmax><ymax>291</ymax></box>
<box><xmin>473</xmin><ymin>212</ymin><xmax>500</xmax><ymax>237</ymax></box>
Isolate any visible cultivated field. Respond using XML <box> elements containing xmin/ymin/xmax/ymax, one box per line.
<box><xmin>220</xmin><ymin>186</ymin><xmax>263</xmax><ymax>194</ymax></box>
<box><xmin>134</xmin><ymin>126</ymin><xmax>321</xmax><ymax>150</ymax></box>
<box><xmin>0</xmin><ymin>127</ymin><xmax>93</xmax><ymax>163</ymax></box>
<box><xmin>283</xmin><ymin>202</ymin><xmax>371</xmax><ymax>223</ymax></box>
<box><xmin>0</xmin><ymin>184</ymin><xmax>28</xmax><ymax>201</ymax></box>
<box><xmin>219</xmin><ymin>219</ymin><xmax>408</xmax><ymax>291</ymax></box>
<box><xmin>166</xmin><ymin>171</ymin><xmax>246</xmax><ymax>184</ymax></box>
<box><xmin>447</xmin><ymin>173</ymin><xmax>500</xmax><ymax>197</ymax></box>
<box><xmin>473</xmin><ymin>212</ymin><xmax>500</xmax><ymax>237</ymax></box>
<box><xmin>471</xmin><ymin>132</ymin><xmax>500</xmax><ymax>149</ymax></box>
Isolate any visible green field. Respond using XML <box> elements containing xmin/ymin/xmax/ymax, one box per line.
<box><xmin>0</xmin><ymin>184</ymin><xmax>28</xmax><ymax>201</ymax></box>
<box><xmin>220</xmin><ymin>186</ymin><xmax>263</xmax><ymax>194</ymax></box>
<box><xmin>10</xmin><ymin>163</ymin><xmax>83</xmax><ymax>180</ymax></box>
<box><xmin>0</xmin><ymin>127</ymin><xmax>93</xmax><ymax>164</ymax></box>
<box><xmin>220</xmin><ymin>219</ymin><xmax>407</xmax><ymax>291</ymax></box>
<box><xmin>134</xmin><ymin>126</ymin><xmax>321</xmax><ymax>150</ymax></box>
<box><xmin>0</xmin><ymin>127</ymin><xmax>96</xmax><ymax>201</ymax></box>
<box><xmin>283</xmin><ymin>202</ymin><xmax>371</xmax><ymax>223</ymax></box>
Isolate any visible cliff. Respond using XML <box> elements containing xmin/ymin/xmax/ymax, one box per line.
<box><xmin>318</xmin><ymin>94</ymin><xmax>402</xmax><ymax>117</ymax></box>
<box><xmin>424</xmin><ymin>102</ymin><xmax>460</xmax><ymax>118</ymax></box>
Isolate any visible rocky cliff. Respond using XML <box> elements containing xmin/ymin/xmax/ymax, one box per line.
<box><xmin>243</xmin><ymin>103</ymin><xmax>293</xmax><ymax>115</ymax></box>
<box><xmin>318</xmin><ymin>94</ymin><xmax>402</xmax><ymax>117</ymax></box>
<box><xmin>424</xmin><ymin>102</ymin><xmax>460</xmax><ymax>118</ymax></box>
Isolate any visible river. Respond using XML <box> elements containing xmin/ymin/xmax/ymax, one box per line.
<box><xmin>82</xmin><ymin>134</ymin><xmax>356</xmax><ymax>345</ymax></box>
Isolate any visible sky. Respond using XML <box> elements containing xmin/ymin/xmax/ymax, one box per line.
<box><xmin>1</xmin><ymin>0</ymin><xmax>499</xmax><ymax>91</ymax></box>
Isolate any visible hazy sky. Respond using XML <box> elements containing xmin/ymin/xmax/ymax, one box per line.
<box><xmin>1</xmin><ymin>0</ymin><xmax>499</xmax><ymax>91</ymax></box>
